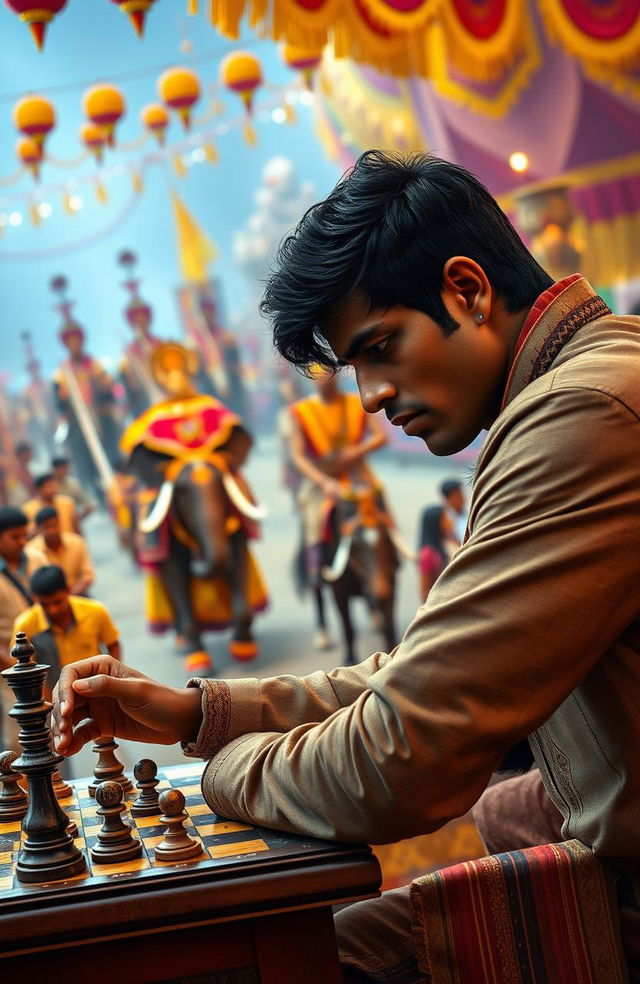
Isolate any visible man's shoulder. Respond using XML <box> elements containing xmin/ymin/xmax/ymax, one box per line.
<box><xmin>55</xmin><ymin>493</ymin><xmax>75</xmax><ymax>508</ymax></box>
<box><xmin>61</xmin><ymin>531</ymin><xmax>85</xmax><ymax>549</ymax></box>
<box><xmin>25</xmin><ymin>545</ymin><xmax>48</xmax><ymax>571</ymax></box>
<box><xmin>70</xmin><ymin>596</ymin><xmax>105</xmax><ymax>617</ymax></box>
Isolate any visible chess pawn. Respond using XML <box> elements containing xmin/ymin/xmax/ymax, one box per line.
<box><xmin>130</xmin><ymin>759</ymin><xmax>160</xmax><ymax>817</ymax></box>
<box><xmin>88</xmin><ymin>736</ymin><xmax>133</xmax><ymax>798</ymax></box>
<box><xmin>90</xmin><ymin>780</ymin><xmax>142</xmax><ymax>865</ymax></box>
<box><xmin>52</xmin><ymin>768</ymin><xmax>72</xmax><ymax>799</ymax></box>
<box><xmin>154</xmin><ymin>789</ymin><xmax>203</xmax><ymax>862</ymax></box>
<box><xmin>0</xmin><ymin>750</ymin><xmax>28</xmax><ymax>822</ymax></box>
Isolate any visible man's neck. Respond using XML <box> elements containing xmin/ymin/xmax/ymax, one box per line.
<box><xmin>45</xmin><ymin>539</ymin><xmax>62</xmax><ymax>552</ymax></box>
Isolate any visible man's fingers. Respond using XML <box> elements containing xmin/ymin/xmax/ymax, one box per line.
<box><xmin>72</xmin><ymin>673</ymin><xmax>146</xmax><ymax>706</ymax></box>
<box><xmin>61</xmin><ymin>718</ymin><xmax>102</xmax><ymax>757</ymax></box>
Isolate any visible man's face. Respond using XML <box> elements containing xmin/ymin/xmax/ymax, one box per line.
<box><xmin>322</xmin><ymin>293</ymin><xmax>508</xmax><ymax>456</ymax></box>
<box><xmin>447</xmin><ymin>487</ymin><xmax>465</xmax><ymax>515</ymax></box>
<box><xmin>313</xmin><ymin>372</ymin><xmax>339</xmax><ymax>402</ymax></box>
<box><xmin>65</xmin><ymin>333</ymin><xmax>84</xmax><ymax>358</ymax></box>
<box><xmin>0</xmin><ymin>525</ymin><xmax>28</xmax><ymax>564</ymax></box>
<box><xmin>39</xmin><ymin>517</ymin><xmax>61</xmax><ymax>547</ymax></box>
<box><xmin>37</xmin><ymin>590</ymin><xmax>72</xmax><ymax>627</ymax></box>
<box><xmin>53</xmin><ymin>464</ymin><xmax>68</xmax><ymax>480</ymax></box>
<box><xmin>39</xmin><ymin>479</ymin><xmax>58</xmax><ymax>502</ymax></box>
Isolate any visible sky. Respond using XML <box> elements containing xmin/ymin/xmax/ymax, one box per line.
<box><xmin>0</xmin><ymin>0</ymin><xmax>344</xmax><ymax>388</ymax></box>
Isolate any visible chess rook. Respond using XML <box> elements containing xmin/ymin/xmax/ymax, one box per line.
<box><xmin>90</xmin><ymin>780</ymin><xmax>142</xmax><ymax>865</ymax></box>
<box><xmin>52</xmin><ymin>768</ymin><xmax>72</xmax><ymax>800</ymax></box>
<box><xmin>0</xmin><ymin>750</ymin><xmax>28</xmax><ymax>822</ymax></box>
<box><xmin>88</xmin><ymin>736</ymin><xmax>133</xmax><ymax>797</ymax></box>
<box><xmin>130</xmin><ymin>758</ymin><xmax>160</xmax><ymax>817</ymax></box>
<box><xmin>0</xmin><ymin>633</ymin><xmax>86</xmax><ymax>883</ymax></box>
<box><xmin>154</xmin><ymin>788</ymin><xmax>203</xmax><ymax>862</ymax></box>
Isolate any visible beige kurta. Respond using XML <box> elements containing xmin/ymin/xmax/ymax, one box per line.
<box><xmin>185</xmin><ymin>277</ymin><xmax>640</xmax><ymax>896</ymax></box>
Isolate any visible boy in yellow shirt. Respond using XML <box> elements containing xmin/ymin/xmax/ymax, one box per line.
<box><xmin>13</xmin><ymin>566</ymin><xmax>121</xmax><ymax>691</ymax></box>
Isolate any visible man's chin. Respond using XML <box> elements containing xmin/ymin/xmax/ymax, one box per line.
<box><xmin>420</xmin><ymin>430</ymin><xmax>467</xmax><ymax>457</ymax></box>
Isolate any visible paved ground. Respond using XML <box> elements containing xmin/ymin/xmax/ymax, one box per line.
<box><xmin>72</xmin><ymin>437</ymin><xmax>471</xmax><ymax>778</ymax></box>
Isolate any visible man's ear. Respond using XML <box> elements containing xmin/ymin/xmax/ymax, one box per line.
<box><xmin>442</xmin><ymin>257</ymin><xmax>492</xmax><ymax>322</ymax></box>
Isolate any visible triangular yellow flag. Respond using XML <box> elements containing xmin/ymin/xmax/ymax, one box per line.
<box><xmin>171</xmin><ymin>190</ymin><xmax>218</xmax><ymax>284</ymax></box>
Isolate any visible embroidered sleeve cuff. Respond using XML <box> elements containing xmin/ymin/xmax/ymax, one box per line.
<box><xmin>181</xmin><ymin>678</ymin><xmax>232</xmax><ymax>759</ymax></box>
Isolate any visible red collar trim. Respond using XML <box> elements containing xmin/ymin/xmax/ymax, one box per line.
<box><xmin>501</xmin><ymin>274</ymin><xmax>582</xmax><ymax>409</ymax></box>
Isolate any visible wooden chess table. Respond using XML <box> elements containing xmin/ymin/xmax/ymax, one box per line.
<box><xmin>0</xmin><ymin>762</ymin><xmax>382</xmax><ymax>983</ymax></box>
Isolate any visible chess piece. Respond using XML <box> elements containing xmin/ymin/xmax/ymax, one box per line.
<box><xmin>52</xmin><ymin>768</ymin><xmax>72</xmax><ymax>799</ymax></box>
<box><xmin>90</xmin><ymin>780</ymin><xmax>142</xmax><ymax>865</ymax></box>
<box><xmin>0</xmin><ymin>750</ymin><xmax>28</xmax><ymax>822</ymax></box>
<box><xmin>154</xmin><ymin>788</ymin><xmax>203</xmax><ymax>862</ymax></box>
<box><xmin>0</xmin><ymin>633</ymin><xmax>86</xmax><ymax>883</ymax></box>
<box><xmin>88</xmin><ymin>736</ymin><xmax>133</xmax><ymax>797</ymax></box>
<box><xmin>130</xmin><ymin>759</ymin><xmax>160</xmax><ymax>817</ymax></box>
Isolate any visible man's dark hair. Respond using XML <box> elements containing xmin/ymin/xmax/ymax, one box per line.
<box><xmin>440</xmin><ymin>479</ymin><xmax>462</xmax><ymax>500</ymax></box>
<box><xmin>35</xmin><ymin>506</ymin><xmax>58</xmax><ymax>525</ymax></box>
<box><xmin>51</xmin><ymin>457</ymin><xmax>69</xmax><ymax>469</ymax></box>
<box><xmin>262</xmin><ymin>151</ymin><xmax>553</xmax><ymax>370</ymax></box>
<box><xmin>30</xmin><ymin>565</ymin><xmax>68</xmax><ymax>596</ymax></box>
<box><xmin>34</xmin><ymin>472</ymin><xmax>55</xmax><ymax>490</ymax></box>
<box><xmin>0</xmin><ymin>507</ymin><xmax>28</xmax><ymax>534</ymax></box>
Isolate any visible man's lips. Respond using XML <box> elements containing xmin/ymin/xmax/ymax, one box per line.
<box><xmin>390</xmin><ymin>410</ymin><xmax>430</xmax><ymax>435</ymax></box>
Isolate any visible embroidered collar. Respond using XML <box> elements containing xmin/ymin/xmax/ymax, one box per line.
<box><xmin>501</xmin><ymin>275</ymin><xmax>611</xmax><ymax>411</ymax></box>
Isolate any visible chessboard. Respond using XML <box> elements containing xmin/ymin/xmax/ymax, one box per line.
<box><xmin>0</xmin><ymin>761</ymin><xmax>343</xmax><ymax>896</ymax></box>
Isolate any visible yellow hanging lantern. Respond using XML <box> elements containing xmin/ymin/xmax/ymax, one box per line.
<box><xmin>13</xmin><ymin>94</ymin><xmax>56</xmax><ymax>146</ymax></box>
<box><xmin>4</xmin><ymin>1</ymin><xmax>66</xmax><ymax>50</ymax></box>
<box><xmin>220</xmin><ymin>51</ymin><xmax>263</xmax><ymax>114</ymax></box>
<box><xmin>157</xmin><ymin>67</ymin><xmax>201</xmax><ymax>130</ymax></box>
<box><xmin>83</xmin><ymin>84</ymin><xmax>126</xmax><ymax>147</ymax></box>
<box><xmin>80</xmin><ymin>122</ymin><xmax>107</xmax><ymax>164</ymax></box>
<box><xmin>220</xmin><ymin>51</ymin><xmax>263</xmax><ymax>145</ymax></box>
<box><xmin>280</xmin><ymin>44</ymin><xmax>323</xmax><ymax>89</ymax></box>
<box><xmin>109</xmin><ymin>0</ymin><xmax>156</xmax><ymax>38</ymax></box>
<box><xmin>140</xmin><ymin>103</ymin><xmax>169</xmax><ymax>145</ymax></box>
<box><xmin>16</xmin><ymin>137</ymin><xmax>43</xmax><ymax>181</ymax></box>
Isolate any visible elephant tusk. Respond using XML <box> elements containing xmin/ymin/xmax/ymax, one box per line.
<box><xmin>387</xmin><ymin>527</ymin><xmax>418</xmax><ymax>561</ymax></box>
<box><xmin>222</xmin><ymin>472</ymin><xmax>267</xmax><ymax>521</ymax></box>
<box><xmin>321</xmin><ymin>534</ymin><xmax>353</xmax><ymax>583</ymax></box>
<box><xmin>138</xmin><ymin>481</ymin><xmax>174</xmax><ymax>533</ymax></box>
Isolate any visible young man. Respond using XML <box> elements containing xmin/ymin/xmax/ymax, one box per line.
<box><xmin>0</xmin><ymin>506</ymin><xmax>46</xmax><ymax>748</ymax></box>
<box><xmin>51</xmin><ymin>457</ymin><xmax>94</xmax><ymax>521</ymax></box>
<box><xmin>27</xmin><ymin>506</ymin><xmax>94</xmax><ymax>596</ymax></box>
<box><xmin>23</xmin><ymin>472</ymin><xmax>79</xmax><ymax>536</ymax></box>
<box><xmin>14</xmin><ymin>565</ymin><xmax>120</xmax><ymax>690</ymax></box>
<box><xmin>52</xmin><ymin>152</ymin><xmax>640</xmax><ymax>980</ymax></box>
<box><xmin>288</xmin><ymin>365</ymin><xmax>388</xmax><ymax>649</ymax></box>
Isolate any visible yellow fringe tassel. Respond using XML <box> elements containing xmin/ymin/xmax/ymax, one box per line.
<box><xmin>95</xmin><ymin>179</ymin><xmax>108</xmax><ymax>204</ymax></box>
<box><xmin>63</xmin><ymin>190</ymin><xmax>73</xmax><ymax>215</ymax></box>
<box><xmin>29</xmin><ymin>202</ymin><xmax>41</xmax><ymax>227</ymax></box>
<box><xmin>132</xmin><ymin>168</ymin><xmax>144</xmax><ymax>193</ymax></box>
<box><xmin>284</xmin><ymin>102</ymin><xmax>297</xmax><ymax>125</ymax></box>
<box><xmin>204</xmin><ymin>142</ymin><xmax>219</xmax><ymax>164</ymax></box>
<box><xmin>243</xmin><ymin>121</ymin><xmax>257</xmax><ymax>146</ymax></box>
<box><xmin>187</xmin><ymin>0</ymin><xmax>198</xmax><ymax>14</ymax></box>
<box><xmin>172</xmin><ymin>154</ymin><xmax>187</xmax><ymax>178</ymax></box>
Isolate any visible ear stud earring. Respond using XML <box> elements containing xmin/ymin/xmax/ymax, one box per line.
<box><xmin>475</xmin><ymin>313</ymin><xmax>484</xmax><ymax>323</ymax></box>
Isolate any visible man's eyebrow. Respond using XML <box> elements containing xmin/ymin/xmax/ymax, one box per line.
<box><xmin>338</xmin><ymin>324</ymin><xmax>383</xmax><ymax>365</ymax></box>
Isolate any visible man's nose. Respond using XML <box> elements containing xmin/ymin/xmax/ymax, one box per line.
<box><xmin>356</xmin><ymin>372</ymin><xmax>397</xmax><ymax>415</ymax></box>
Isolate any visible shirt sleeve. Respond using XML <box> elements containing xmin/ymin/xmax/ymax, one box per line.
<box><xmin>98</xmin><ymin>606</ymin><xmax>119</xmax><ymax>647</ymax></box>
<box><xmin>201</xmin><ymin>388</ymin><xmax>640</xmax><ymax>843</ymax></box>
<box><xmin>182</xmin><ymin>649</ymin><xmax>397</xmax><ymax>760</ymax></box>
<box><xmin>78</xmin><ymin>539</ymin><xmax>95</xmax><ymax>584</ymax></box>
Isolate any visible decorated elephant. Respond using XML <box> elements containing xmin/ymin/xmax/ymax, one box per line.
<box><xmin>120</xmin><ymin>342</ymin><xmax>268</xmax><ymax>674</ymax></box>
<box><xmin>320</xmin><ymin>484</ymin><xmax>414</xmax><ymax>665</ymax></box>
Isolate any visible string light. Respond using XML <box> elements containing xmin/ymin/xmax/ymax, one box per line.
<box><xmin>509</xmin><ymin>151</ymin><xmax>529</xmax><ymax>173</ymax></box>
<box><xmin>37</xmin><ymin>201</ymin><xmax>53</xmax><ymax>217</ymax></box>
<box><xmin>271</xmin><ymin>107</ymin><xmax>287</xmax><ymax>124</ymax></box>
<box><xmin>68</xmin><ymin>195</ymin><xmax>83</xmax><ymax>211</ymax></box>
<box><xmin>8</xmin><ymin>211</ymin><xmax>23</xmax><ymax>226</ymax></box>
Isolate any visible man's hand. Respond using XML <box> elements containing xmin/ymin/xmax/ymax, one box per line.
<box><xmin>52</xmin><ymin>656</ymin><xmax>203</xmax><ymax>756</ymax></box>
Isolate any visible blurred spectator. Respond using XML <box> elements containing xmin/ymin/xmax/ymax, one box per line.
<box><xmin>52</xmin><ymin>456</ymin><xmax>95</xmax><ymax>521</ymax></box>
<box><xmin>0</xmin><ymin>506</ymin><xmax>46</xmax><ymax>749</ymax></box>
<box><xmin>27</xmin><ymin>506</ymin><xmax>94</xmax><ymax>596</ymax></box>
<box><xmin>23</xmin><ymin>472</ymin><xmax>79</xmax><ymax>536</ymax></box>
